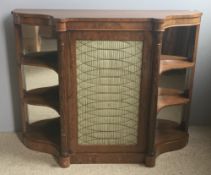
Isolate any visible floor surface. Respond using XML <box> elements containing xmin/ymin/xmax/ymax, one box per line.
<box><xmin>0</xmin><ymin>126</ymin><xmax>211</xmax><ymax>175</ymax></box>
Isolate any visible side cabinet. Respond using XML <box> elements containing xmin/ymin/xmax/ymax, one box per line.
<box><xmin>12</xmin><ymin>10</ymin><xmax>202</xmax><ymax>167</ymax></box>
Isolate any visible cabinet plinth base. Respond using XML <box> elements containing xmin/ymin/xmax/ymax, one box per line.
<box><xmin>20</xmin><ymin>118</ymin><xmax>188</xmax><ymax>167</ymax></box>
<box><xmin>22</xmin><ymin>118</ymin><xmax>61</xmax><ymax>158</ymax></box>
<box><xmin>147</xmin><ymin>119</ymin><xmax>189</xmax><ymax>167</ymax></box>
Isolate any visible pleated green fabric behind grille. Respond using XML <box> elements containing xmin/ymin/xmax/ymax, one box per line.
<box><xmin>76</xmin><ymin>40</ymin><xmax>143</xmax><ymax>145</ymax></box>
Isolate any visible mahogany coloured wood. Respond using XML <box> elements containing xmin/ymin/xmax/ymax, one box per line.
<box><xmin>67</xmin><ymin>30</ymin><xmax>149</xmax><ymax>154</ymax></box>
<box><xmin>22</xmin><ymin>51</ymin><xmax>58</xmax><ymax>72</ymax></box>
<box><xmin>158</xmin><ymin>88</ymin><xmax>190</xmax><ymax>112</ymax></box>
<box><xmin>159</xmin><ymin>55</ymin><xmax>195</xmax><ymax>74</ymax></box>
<box><xmin>24</xmin><ymin>86</ymin><xmax>59</xmax><ymax>113</ymax></box>
<box><xmin>12</xmin><ymin>10</ymin><xmax>202</xmax><ymax>31</ymax></box>
<box><xmin>12</xmin><ymin>10</ymin><xmax>202</xmax><ymax>168</ymax></box>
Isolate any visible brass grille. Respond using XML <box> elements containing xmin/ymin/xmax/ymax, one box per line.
<box><xmin>76</xmin><ymin>40</ymin><xmax>143</xmax><ymax>145</ymax></box>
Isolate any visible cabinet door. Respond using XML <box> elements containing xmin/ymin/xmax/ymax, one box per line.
<box><xmin>67</xmin><ymin>31</ymin><xmax>152</xmax><ymax>153</ymax></box>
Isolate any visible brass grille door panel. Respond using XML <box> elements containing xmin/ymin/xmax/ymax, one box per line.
<box><xmin>76</xmin><ymin>40</ymin><xmax>143</xmax><ymax>145</ymax></box>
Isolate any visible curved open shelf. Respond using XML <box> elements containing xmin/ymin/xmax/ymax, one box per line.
<box><xmin>155</xmin><ymin>119</ymin><xmax>188</xmax><ymax>157</ymax></box>
<box><xmin>22</xmin><ymin>51</ymin><xmax>58</xmax><ymax>72</ymax></box>
<box><xmin>157</xmin><ymin>88</ymin><xmax>189</xmax><ymax>112</ymax></box>
<box><xmin>23</xmin><ymin>118</ymin><xmax>60</xmax><ymax>157</ymax></box>
<box><xmin>24</xmin><ymin>85</ymin><xmax>59</xmax><ymax>113</ymax></box>
<box><xmin>160</xmin><ymin>55</ymin><xmax>194</xmax><ymax>74</ymax></box>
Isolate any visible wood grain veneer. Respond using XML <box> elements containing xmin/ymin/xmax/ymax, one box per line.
<box><xmin>12</xmin><ymin>9</ymin><xmax>202</xmax><ymax>167</ymax></box>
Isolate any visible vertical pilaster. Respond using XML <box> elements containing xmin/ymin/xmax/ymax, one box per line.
<box><xmin>145</xmin><ymin>30</ymin><xmax>163</xmax><ymax>167</ymax></box>
<box><xmin>57</xmin><ymin>31</ymin><xmax>70</xmax><ymax>165</ymax></box>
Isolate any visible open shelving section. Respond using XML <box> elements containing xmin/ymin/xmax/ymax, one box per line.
<box><xmin>23</xmin><ymin>49</ymin><xmax>61</xmax><ymax>157</ymax></box>
<box><xmin>14</xmin><ymin>24</ymin><xmax>61</xmax><ymax>157</ymax></box>
<box><xmin>155</xmin><ymin>24</ymin><xmax>200</xmax><ymax>162</ymax></box>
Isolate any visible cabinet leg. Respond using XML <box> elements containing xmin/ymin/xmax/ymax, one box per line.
<box><xmin>145</xmin><ymin>154</ymin><xmax>156</xmax><ymax>167</ymax></box>
<box><xmin>58</xmin><ymin>156</ymin><xmax>70</xmax><ymax>168</ymax></box>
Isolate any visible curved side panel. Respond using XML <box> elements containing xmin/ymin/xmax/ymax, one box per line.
<box><xmin>22</xmin><ymin>134</ymin><xmax>60</xmax><ymax>157</ymax></box>
<box><xmin>145</xmin><ymin>119</ymin><xmax>189</xmax><ymax>167</ymax></box>
<box><xmin>22</xmin><ymin>135</ymin><xmax>70</xmax><ymax>168</ymax></box>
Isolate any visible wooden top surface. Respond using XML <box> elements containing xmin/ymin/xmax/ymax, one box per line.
<box><xmin>12</xmin><ymin>9</ymin><xmax>202</xmax><ymax>21</ymax></box>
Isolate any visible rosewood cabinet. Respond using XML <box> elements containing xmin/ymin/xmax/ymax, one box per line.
<box><xmin>12</xmin><ymin>10</ymin><xmax>202</xmax><ymax>167</ymax></box>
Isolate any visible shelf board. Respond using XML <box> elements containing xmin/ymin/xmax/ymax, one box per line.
<box><xmin>155</xmin><ymin>119</ymin><xmax>188</xmax><ymax>156</ymax></box>
<box><xmin>160</xmin><ymin>55</ymin><xmax>194</xmax><ymax>74</ymax></box>
<box><xmin>157</xmin><ymin>88</ymin><xmax>189</xmax><ymax>112</ymax></box>
<box><xmin>24</xmin><ymin>85</ymin><xmax>59</xmax><ymax>113</ymax></box>
<box><xmin>22</xmin><ymin>51</ymin><xmax>58</xmax><ymax>72</ymax></box>
<box><xmin>23</xmin><ymin>118</ymin><xmax>60</xmax><ymax>156</ymax></box>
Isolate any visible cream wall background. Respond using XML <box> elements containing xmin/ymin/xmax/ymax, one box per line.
<box><xmin>0</xmin><ymin>0</ymin><xmax>211</xmax><ymax>131</ymax></box>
